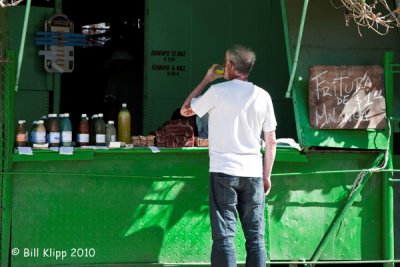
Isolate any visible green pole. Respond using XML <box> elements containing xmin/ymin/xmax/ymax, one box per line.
<box><xmin>383</xmin><ymin>51</ymin><xmax>395</xmax><ymax>267</ymax></box>
<box><xmin>285</xmin><ymin>0</ymin><xmax>309</xmax><ymax>98</ymax></box>
<box><xmin>52</xmin><ymin>0</ymin><xmax>62</xmax><ymax>113</ymax></box>
<box><xmin>14</xmin><ymin>0</ymin><xmax>31</xmax><ymax>92</ymax></box>
<box><xmin>279</xmin><ymin>0</ymin><xmax>292</xmax><ymax>74</ymax></box>
<box><xmin>1</xmin><ymin>50</ymin><xmax>16</xmax><ymax>267</ymax></box>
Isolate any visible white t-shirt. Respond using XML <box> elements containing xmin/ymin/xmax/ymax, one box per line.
<box><xmin>191</xmin><ymin>79</ymin><xmax>277</xmax><ymax>177</ymax></box>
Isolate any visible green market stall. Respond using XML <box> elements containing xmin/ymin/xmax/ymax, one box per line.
<box><xmin>1</xmin><ymin>0</ymin><xmax>400</xmax><ymax>266</ymax></box>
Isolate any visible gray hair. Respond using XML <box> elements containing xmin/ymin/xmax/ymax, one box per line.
<box><xmin>226</xmin><ymin>44</ymin><xmax>256</xmax><ymax>75</ymax></box>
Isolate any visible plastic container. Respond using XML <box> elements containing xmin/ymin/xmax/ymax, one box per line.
<box><xmin>77</xmin><ymin>113</ymin><xmax>89</xmax><ymax>146</ymax></box>
<box><xmin>95</xmin><ymin>113</ymin><xmax>106</xmax><ymax>146</ymax></box>
<box><xmin>106</xmin><ymin>120</ymin><xmax>117</xmax><ymax>146</ymax></box>
<box><xmin>118</xmin><ymin>103</ymin><xmax>131</xmax><ymax>144</ymax></box>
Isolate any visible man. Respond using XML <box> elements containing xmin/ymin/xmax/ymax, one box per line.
<box><xmin>181</xmin><ymin>44</ymin><xmax>277</xmax><ymax>267</ymax></box>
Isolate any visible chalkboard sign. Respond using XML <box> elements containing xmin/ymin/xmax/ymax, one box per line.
<box><xmin>309</xmin><ymin>65</ymin><xmax>386</xmax><ymax>129</ymax></box>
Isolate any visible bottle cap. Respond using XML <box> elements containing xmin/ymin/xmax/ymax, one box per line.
<box><xmin>122</xmin><ymin>103</ymin><xmax>127</xmax><ymax>107</ymax></box>
<box><xmin>64</xmin><ymin>113</ymin><xmax>70</xmax><ymax>117</ymax></box>
<box><xmin>18</xmin><ymin>120</ymin><xmax>24</xmax><ymax>124</ymax></box>
<box><xmin>81</xmin><ymin>113</ymin><xmax>87</xmax><ymax>117</ymax></box>
<box><xmin>98</xmin><ymin>113</ymin><xmax>104</xmax><ymax>117</ymax></box>
<box><xmin>108</xmin><ymin>121</ymin><xmax>114</xmax><ymax>124</ymax></box>
<box><xmin>59</xmin><ymin>114</ymin><xmax>65</xmax><ymax>118</ymax></box>
<box><xmin>38</xmin><ymin>120</ymin><xmax>44</xmax><ymax>124</ymax></box>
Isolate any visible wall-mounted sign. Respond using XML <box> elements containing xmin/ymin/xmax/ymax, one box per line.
<box><xmin>38</xmin><ymin>13</ymin><xmax>75</xmax><ymax>73</ymax></box>
<box><xmin>150</xmin><ymin>49</ymin><xmax>187</xmax><ymax>77</ymax></box>
<box><xmin>309</xmin><ymin>65</ymin><xmax>386</xmax><ymax>129</ymax></box>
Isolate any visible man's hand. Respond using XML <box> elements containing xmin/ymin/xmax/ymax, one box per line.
<box><xmin>180</xmin><ymin>104</ymin><xmax>196</xmax><ymax>117</ymax></box>
<box><xmin>204</xmin><ymin>64</ymin><xmax>224</xmax><ymax>83</ymax></box>
<box><xmin>263</xmin><ymin>176</ymin><xmax>271</xmax><ymax>196</ymax></box>
<box><xmin>180</xmin><ymin>64</ymin><xmax>223</xmax><ymax>117</ymax></box>
<box><xmin>263</xmin><ymin>130</ymin><xmax>276</xmax><ymax>196</ymax></box>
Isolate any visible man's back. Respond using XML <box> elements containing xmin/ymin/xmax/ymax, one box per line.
<box><xmin>191</xmin><ymin>79</ymin><xmax>276</xmax><ymax>177</ymax></box>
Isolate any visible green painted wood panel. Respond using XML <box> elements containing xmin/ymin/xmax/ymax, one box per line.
<box><xmin>143</xmin><ymin>0</ymin><xmax>292</xmax><ymax>138</ymax></box>
<box><xmin>8</xmin><ymin>6</ymin><xmax>54</xmax><ymax>92</ymax></box>
<box><xmin>8</xmin><ymin>6</ymin><xmax>54</xmax><ymax>128</ymax></box>
<box><xmin>144</xmin><ymin>0</ymin><xmax>192</xmax><ymax>134</ymax></box>
<box><xmin>7</xmin><ymin>149</ymin><xmax>386</xmax><ymax>265</ymax></box>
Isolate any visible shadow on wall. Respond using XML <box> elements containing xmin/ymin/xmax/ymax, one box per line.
<box><xmin>10</xmin><ymin>151</ymin><xmax>211</xmax><ymax>265</ymax></box>
<box><xmin>121</xmin><ymin>176</ymin><xmax>210</xmax><ymax>263</ymax></box>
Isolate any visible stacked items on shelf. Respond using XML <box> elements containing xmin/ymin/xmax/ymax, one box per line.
<box><xmin>194</xmin><ymin>137</ymin><xmax>208</xmax><ymax>147</ymax></box>
<box><xmin>131</xmin><ymin>135</ymin><xmax>156</xmax><ymax>147</ymax></box>
<box><xmin>155</xmin><ymin>119</ymin><xmax>194</xmax><ymax>148</ymax></box>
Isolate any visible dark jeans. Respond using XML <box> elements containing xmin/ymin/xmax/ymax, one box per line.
<box><xmin>209</xmin><ymin>172</ymin><xmax>266</xmax><ymax>267</ymax></box>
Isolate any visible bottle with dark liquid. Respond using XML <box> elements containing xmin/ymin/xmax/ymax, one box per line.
<box><xmin>95</xmin><ymin>113</ymin><xmax>106</xmax><ymax>146</ymax></box>
<box><xmin>48</xmin><ymin>114</ymin><xmax>60</xmax><ymax>147</ymax></box>
<box><xmin>90</xmin><ymin>114</ymin><xmax>99</xmax><ymax>145</ymax></box>
<box><xmin>77</xmin><ymin>113</ymin><xmax>89</xmax><ymax>146</ymax></box>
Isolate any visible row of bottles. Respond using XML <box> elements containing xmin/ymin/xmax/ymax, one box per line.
<box><xmin>80</xmin><ymin>114</ymin><xmax>118</xmax><ymax>146</ymax></box>
<box><xmin>15</xmin><ymin>103</ymin><xmax>130</xmax><ymax>148</ymax></box>
<box><xmin>16</xmin><ymin>113</ymin><xmax>73</xmax><ymax>147</ymax></box>
<box><xmin>79</xmin><ymin>113</ymin><xmax>117</xmax><ymax>146</ymax></box>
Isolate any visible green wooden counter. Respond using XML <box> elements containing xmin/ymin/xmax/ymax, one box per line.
<box><xmin>2</xmin><ymin>147</ymin><xmax>390</xmax><ymax>266</ymax></box>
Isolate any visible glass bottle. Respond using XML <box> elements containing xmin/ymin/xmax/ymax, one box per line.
<box><xmin>90</xmin><ymin>114</ymin><xmax>99</xmax><ymax>145</ymax></box>
<box><xmin>118</xmin><ymin>103</ymin><xmax>131</xmax><ymax>144</ymax></box>
<box><xmin>77</xmin><ymin>113</ymin><xmax>89</xmax><ymax>146</ymax></box>
<box><xmin>61</xmin><ymin>113</ymin><xmax>72</xmax><ymax>147</ymax></box>
<box><xmin>95</xmin><ymin>113</ymin><xmax>106</xmax><ymax>146</ymax></box>
<box><xmin>48</xmin><ymin>114</ymin><xmax>60</xmax><ymax>147</ymax></box>
<box><xmin>15</xmin><ymin>120</ymin><xmax>27</xmax><ymax>147</ymax></box>
<box><xmin>35</xmin><ymin>120</ymin><xmax>47</xmax><ymax>145</ymax></box>
<box><xmin>29</xmin><ymin>121</ymin><xmax>38</xmax><ymax>146</ymax></box>
<box><xmin>106</xmin><ymin>120</ymin><xmax>117</xmax><ymax>146</ymax></box>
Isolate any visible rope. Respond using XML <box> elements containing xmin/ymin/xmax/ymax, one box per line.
<box><xmin>348</xmin><ymin>118</ymin><xmax>391</xmax><ymax>197</ymax></box>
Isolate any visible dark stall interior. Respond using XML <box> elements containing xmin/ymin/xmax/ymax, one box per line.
<box><xmin>60</xmin><ymin>1</ymin><xmax>145</xmax><ymax>135</ymax></box>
